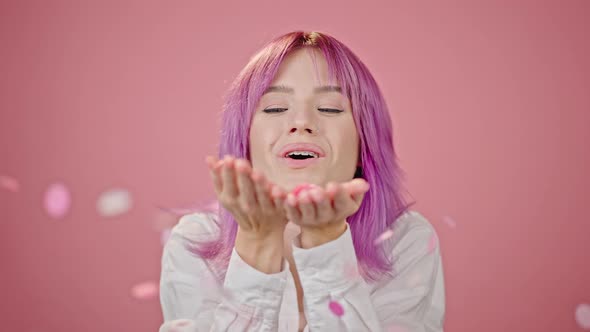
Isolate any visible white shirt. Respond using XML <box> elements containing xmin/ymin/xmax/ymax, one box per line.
<box><xmin>159</xmin><ymin>210</ymin><xmax>445</xmax><ymax>331</ymax></box>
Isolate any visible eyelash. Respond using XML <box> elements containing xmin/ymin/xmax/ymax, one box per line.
<box><xmin>263</xmin><ymin>108</ymin><xmax>343</xmax><ymax>114</ymax></box>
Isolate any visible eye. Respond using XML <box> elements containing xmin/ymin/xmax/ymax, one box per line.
<box><xmin>318</xmin><ymin>108</ymin><xmax>344</xmax><ymax>113</ymax></box>
<box><xmin>263</xmin><ymin>108</ymin><xmax>288</xmax><ymax>113</ymax></box>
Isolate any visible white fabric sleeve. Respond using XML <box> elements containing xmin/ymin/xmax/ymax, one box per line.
<box><xmin>158</xmin><ymin>213</ymin><xmax>289</xmax><ymax>332</ymax></box>
<box><xmin>292</xmin><ymin>215</ymin><xmax>445</xmax><ymax>332</ymax></box>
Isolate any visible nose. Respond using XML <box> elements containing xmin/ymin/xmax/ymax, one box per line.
<box><xmin>288</xmin><ymin>108</ymin><xmax>318</xmax><ymax>135</ymax></box>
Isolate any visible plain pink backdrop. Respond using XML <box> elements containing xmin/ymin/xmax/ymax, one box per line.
<box><xmin>1</xmin><ymin>1</ymin><xmax>589</xmax><ymax>331</ymax></box>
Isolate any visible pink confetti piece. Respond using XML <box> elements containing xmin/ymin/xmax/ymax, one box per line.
<box><xmin>43</xmin><ymin>182</ymin><xmax>71</xmax><ymax>219</ymax></box>
<box><xmin>373</xmin><ymin>229</ymin><xmax>394</xmax><ymax>245</ymax></box>
<box><xmin>161</xmin><ymin>228</ymin><xmax>172</xmax><ymax>246</ymax></box>
<box><xmin>97</xmin><ymin>189</ymin><xmax>132</xmax><ymax>217</ymax></box>
<box><xmin>343</xmin><ymin>262</ymin><xmax>358</xmax><ymax>280</ymax></box>
<box><xmin>131</xmin><ymin>281</ymin><xmax>158</xmax><ymax>300</ymax></box>
<box><xmin>428</xmin><ymin>233</ymin><xmax>438</xmax><ymax>253</ymax></box>
<box><xmin>442</xmin><ymin>216</ymin><xmax>457</xmax><ymax>228</ymax></box>
<box><xmin>0</xmin><ymin>175</ymin><xmax>20</xmax><ymax>192</ymax></box>
<box><xmin>328</xmin><ymin>300</ymin><xmax>344</xmax><ymax>317</ymax></box>
<box><xmin>576</xmin><ymin>303</ymin><xmax>590</xmax><ymax>329</ymax></box>
<box><xmin>292</xmin><ymin>183</ymin><xmax>319</xmax><ymax>197</ymax></box>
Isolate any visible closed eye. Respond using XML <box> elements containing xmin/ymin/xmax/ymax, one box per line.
<box><xmin>262</xmin><ymin>108</ymin><xmax>343</xmax><ymax>114</ymax></box>
<box><xmin>318</xmin><ymin>108</ymin><xmax>343</xmax><ymax>113</ymax></box>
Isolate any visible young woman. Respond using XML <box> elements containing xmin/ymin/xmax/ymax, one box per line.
<box><xmin>159</xmin><ymin>31</ymin><xmax>445</xmax><ymax>332</ymax></box>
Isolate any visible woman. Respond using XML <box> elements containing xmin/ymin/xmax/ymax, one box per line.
<box><xmin>159</xmin><ymin>31</ymin><xmax>445</xmax><ymax>332</ymax></box>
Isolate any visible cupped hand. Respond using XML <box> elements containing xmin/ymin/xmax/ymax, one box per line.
<box><xmin>284</xmin><ymin>179</ymin><xmax>370</xmax><ymax>230</ymax></box>
<box><xmin>206</xmin><ymin>155</ymin><xmax>289</xmax><ymax>238</ymax></box>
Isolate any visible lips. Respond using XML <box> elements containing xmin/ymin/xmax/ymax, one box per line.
<box><xmin>278</xmin><ymin>143</ymin><xmax>326</xmax><ymax>158</ymax></box>
<box><xmin>277</xmin><ymin>142</ymin><xmax>325</xmax><ymax>169</ymax></box>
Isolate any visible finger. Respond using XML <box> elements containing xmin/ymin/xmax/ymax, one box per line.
<box><xmin>284</xmin><ymin>193</ymin><xmax>301</xmax><ymax>223</ymax></box>
<box><xmin>221</xmin><ymin>156</ymin><xmax>238</xmax><ymax>198</ymax></box>
<box><xmin>297</xmin><ymin>190</ymin><xmax>316</xmax><ymax>225</ymax></box>
<box><xmin>342</xmin><ymin>178</ymin><xmax>370</xmax><ymax>196</ymax></box>
<box><xmin>206</xmin><ymin>156</ymin><xmax>223</xmax><ymax>195</ymax></box>
<box><xmin>309</xmin><ymin>187</ymin><xmax>334</xmax><ymax>222</ymax></box>
<box><xmin>331</xmin><ymin>183</ymin><xmax>353</xmax><ymax>216</ymax></box>
<box><xmin>252</xmin><ymin>170</ymin><xmax>273</xmax><ymax>212</ymax></box>
<box><xmin>271</xmin><ymin>185</ymin><xmax>286</xmax><ymax>210</ymax></box>
<box><xmin>351</xmin><ymin>189</ymin><xmax>367</xmax><ymax>206</ymax></box>
<box><xmin>235</xmin><ymin>159</ymin><xmax>257</xmax><ymax>213</ymax></box>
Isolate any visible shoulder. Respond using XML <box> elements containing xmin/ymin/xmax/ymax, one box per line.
<box><xmin>161</xmin><ymin>211</ymin><xmax>222</xmax><ymax>277</ymax></box>
<box><xmin>169</xmin><ymin>211</ymin><xmax>221</xmax><ymax>242</ymax></box>
<box><xmin>387</xmin><ymin>210</ymin><xmax>441</xmax><ymax>272</ymax></box>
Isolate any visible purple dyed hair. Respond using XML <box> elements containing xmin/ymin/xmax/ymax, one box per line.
<box><xmin>189</xmin><ymin>31</ymin><xmax>414</xmax><ymax>282</ymax></box>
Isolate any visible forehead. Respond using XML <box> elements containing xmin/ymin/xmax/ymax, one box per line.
<box><xmin>262</xmin><ymin>48</ymin><xmax>347</xmax><ymax>99</ymax></box>
<box><xmin>271</xmin><ymin>48</ymin><xmax>332</xmax><ymax>86</ymax></box>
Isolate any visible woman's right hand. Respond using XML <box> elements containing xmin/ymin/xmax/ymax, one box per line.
<box><xmin>206</xmin><ymin>155</ymin><xmax>288</xmax><ymax>240</ymax></box>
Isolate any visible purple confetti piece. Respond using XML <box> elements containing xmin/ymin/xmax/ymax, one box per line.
<box><xmin>43</xmin><ymin>182</ymin><xmax>71</xmax><ymax>219</ymax></box>
<box><xmin>328</xmin><ymin>300</ymin><xmax>344</xmax><ymax>317</ymax></box>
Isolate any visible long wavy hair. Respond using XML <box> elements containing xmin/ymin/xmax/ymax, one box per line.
<box><xmin>188</xmin><ymin>31</ymin><xmax>414</xmax><ymax>282</ymax></box>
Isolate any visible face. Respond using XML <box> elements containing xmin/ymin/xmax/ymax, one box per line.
<box><xmin>248</xmin><ymin>48</ymin><xmax>360</xmax><ymax>192</ymax></box>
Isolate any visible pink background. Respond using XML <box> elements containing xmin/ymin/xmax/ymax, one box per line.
<box><xmin>1</xmin><ymin>1</ymin><xmax>589</xmax><ymax>331</ymax></box>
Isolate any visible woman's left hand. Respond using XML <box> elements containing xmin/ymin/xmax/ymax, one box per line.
<box><xmin>281</xmin><ymin>179</ymin><xmax>370</xmax><ymax>245</ymax></box>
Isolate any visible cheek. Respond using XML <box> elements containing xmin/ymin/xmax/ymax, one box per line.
<box><xmin>249</xmin><ymin>121</ymin><xmax>280</xmax><ymax>164</ymax></box>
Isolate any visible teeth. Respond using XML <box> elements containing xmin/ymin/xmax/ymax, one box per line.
<box><xmin>286</xmin><ymin>151</ymin><xmax>318</xmax><ymax>158</ymax></box>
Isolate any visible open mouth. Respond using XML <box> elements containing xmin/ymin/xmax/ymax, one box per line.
<box><xmin>280</xmin><ymin>151</ymin><xmax>322</xmax><ymax>169</ymax></box>
<box><xmin>285</xmin><ymin>151</ymin><xmax>319</xmax><ymax>160</ymax></box>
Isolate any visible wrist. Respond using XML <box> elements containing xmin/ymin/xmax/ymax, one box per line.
<box><xmin>235</xmin><ymin>227</ymin><xmax>284</xmax><ymax>273</ymax></box>
<box><xmin>299</xmin><ymin>221</ymin><xmax>347</xmax><ymax>249</ymax></box>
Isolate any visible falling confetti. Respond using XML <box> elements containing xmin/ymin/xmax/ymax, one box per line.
<box><xmin>161</xmin><ymin>319</ymin><xmax>195</xmax><ymax>332</ymax></box>
<box><xmin>0</xmin><ymin>175</ymin><xmax>20</xmax><ymax>192</ymax></box>
<box><xmin>161</xmin><ymin>228</ymin><xmax>172</xmax><ymax>246</ymax></box>
<box><xmin>576</xmin><ymin>303</ymin><xmax>590</xmax><ymax>329</ymax></box>
<box><xmin>442</xmin><ymin>216</ymin><xmax>457</xmax><ymax>228</ymax></box>
<box><xmin>428</xmin><ymin>233</ymin><xmax>438</xmax><ymax>253</ymax></box>
<box><xmin>373</xmin><ymin>229</ymin><xmax>394</xmax><ymax>245</ymax></box>
<box><xmin>44</xmin><ymin>182</ymin><xmax>71</xmax><ymax>219</ymax></box>
<box><xmin>97</xmin><ymin>189</ymin><xmax>132</xmax><ymax>217</ymax></box>
<box><xmin>343</xmin><ymin>262</ymin><xmax>358</xmax><ymax>280</ymax></box>
<box><xmin>131</xmin><ymin>281</ymin><xmax>158</xmax><ymax>300</ymax></box>
<box><xmin>152</xmin><ymin>210</ymin><xmax>178</xmax><ymax>231</ymax></box>
<box><xmin>328</xmin><ymin>300</ymin><xmax>344</xmax><ymax>317</ymax></box>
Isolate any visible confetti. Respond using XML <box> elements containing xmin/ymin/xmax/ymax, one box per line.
<box><xmin>343</xmin><ymin>262</ymin><xmax>358</xmax><ymax>280</ymax></box>
<box><xmin>428</xmin><ymin>233</ymin><xmax>438</xmax><ymax>253</ymax></box>
<box><xmin>43</xmin><ymin>182</ymin><xmax>71</xmax><ymax>219</ymax></box>
<box><xmin>328</xmin><ymin>300</ymin><xmax>344</xmax><ymax>317</ymax></box>
<box><xmin>152</xmin><ymin>210</ymin><xmax>178</xmax><ymax>231</ymax></box>
<box><xmin>373</xmin><ymin>229</ymin><xmax>394</xmax><ymax>245</ymax></box>
<box><xmin>442</xmin><ymin>216</ymin><xmax>457</xmax><ymax>228</ymax></box>
<box><xmin>576</xmin><ymin>303</ymin><xmax>590</xmax><ymax>329</ymax></box>
<box><xmin>292</xmin><ymin>183</ymin><xmax>319</xmax><ymax>197</ymax></box>
<box><xmin>131</xmin><ymin>281</ymin><xmax>158</xmax><ymax>300</ymax></box>
<box><xmin>97</xmin><ymin>189</ymin><xmax>132</xmax><ymax>217</ymax></box>
<box><xmin>0</xmin><ymin>175</ymin><xmax>20</xmax><ymax>192</ymax></box>
<box><xmin>161</xmin><ymin>228</ymin><xmax>172</xmax><ymax>246</ymax></box>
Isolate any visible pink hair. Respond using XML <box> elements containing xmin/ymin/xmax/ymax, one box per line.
<box><xmin>188</xmin><ymin>31</ymin><xmax>414</xmax><ymax>282</ymax></box>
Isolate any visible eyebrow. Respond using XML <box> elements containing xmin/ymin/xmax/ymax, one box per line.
<box><xmin>262</xmin><ymin>85</ymin><xmax>343</xmax><ymax>96</ymax></box>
